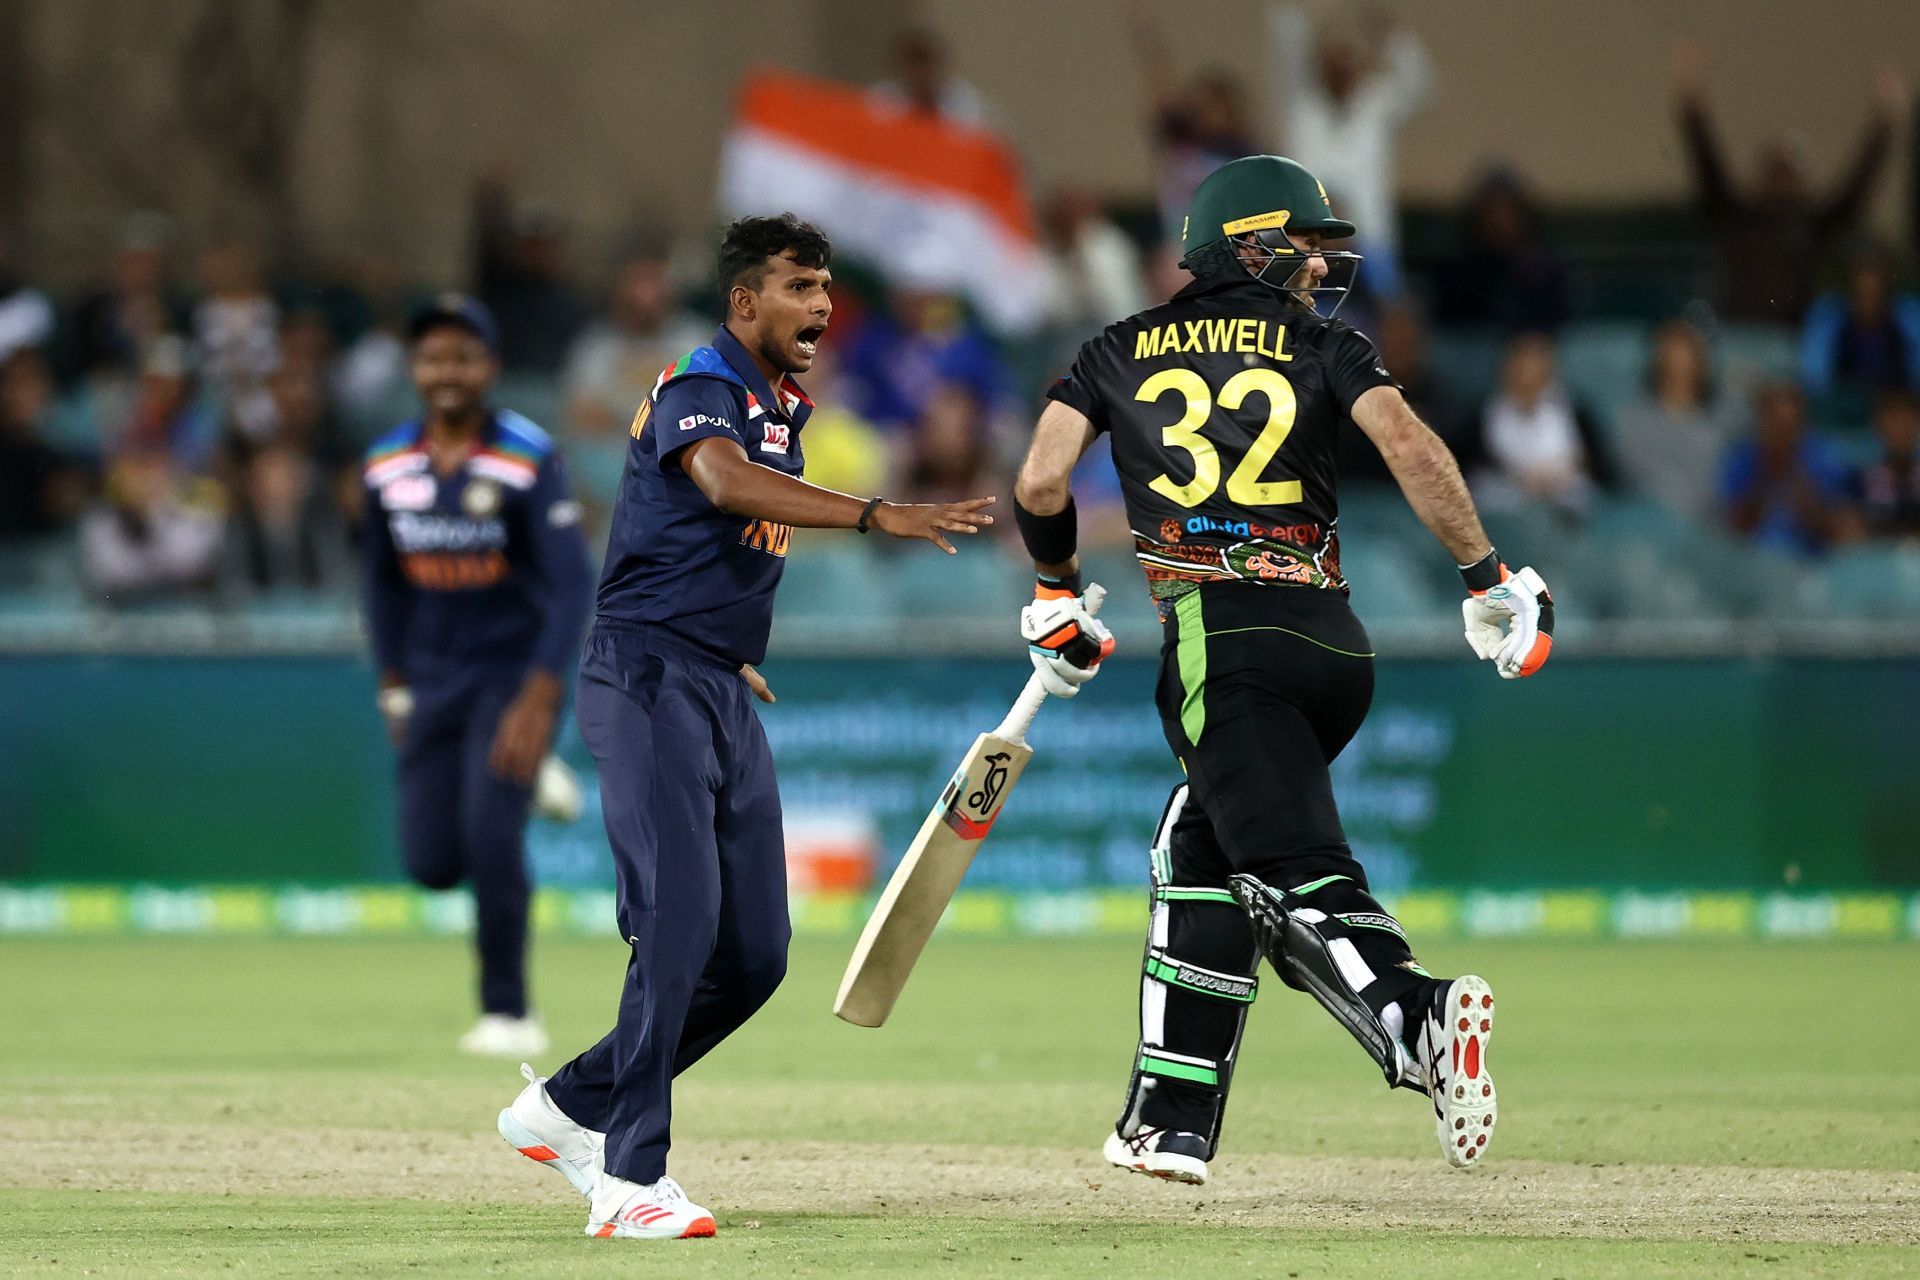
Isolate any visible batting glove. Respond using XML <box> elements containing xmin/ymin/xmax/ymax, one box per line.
<box><xmin>1461</xmin><ymin>564</ymin><xmax>1555</xmax><ymax>679</ymax></box>
<box><xmin>1020</xmin><ymin>577</ymin><xmax>1115</xmax><ymax>698</ymax></box>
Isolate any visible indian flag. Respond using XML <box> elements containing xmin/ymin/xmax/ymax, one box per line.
<box><xmin>719</xmin><ymin>69</ymin><xmax>1045</xmax><ymax>334</ymax></box>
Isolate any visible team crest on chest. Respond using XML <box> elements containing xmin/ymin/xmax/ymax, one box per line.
<box><xmin>760</xmin><ymin>420</ymin><xmax>790</xmax><ymax>455</ymax></box>
<box><xmin>462</xmin><ymin>477</ymin><xmax>502</xmax><ymax>517</ymax></box>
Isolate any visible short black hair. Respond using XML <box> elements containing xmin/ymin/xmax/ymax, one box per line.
<box><xmin>716</xmin><ymin>213</ymin><xmax>831</xmax><ymax>297</ymax></box>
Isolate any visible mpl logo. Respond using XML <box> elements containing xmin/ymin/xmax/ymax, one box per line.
<box><xmin>760</xmin><ymin>421</ymin><xmax>790</xmax><ymax>455</ymax></box>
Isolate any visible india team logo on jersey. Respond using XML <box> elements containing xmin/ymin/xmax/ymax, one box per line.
<box><xmin>760</xmin><ymin>421</ymin><xmax>790</xmax><ymax>455</ymax></box>
<box><xmin>462</xmin><ymin>478</ymin><xmax>502</xmax><ymax>518</ymax></box>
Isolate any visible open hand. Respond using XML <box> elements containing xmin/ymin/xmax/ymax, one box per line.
<box><xmin>871</xmin><ymin>496</ymin><xmax>996</xmax><ymax>554</ymax></box>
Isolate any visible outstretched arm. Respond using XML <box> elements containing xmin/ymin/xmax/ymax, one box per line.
<box><xmin>1816</xmin><ymin>67</ymin><xmax>1903</xmax><ymax>233</ymax></box>
<box><xmin>678</xmin><ymin>435</ymin><xmax>993</xmax><ymax>554</ymax></box>
<box><xmin>1350</xmin><ymin>385</ymin><xmax>1492</xmax><ymax>566</ymax></box>
<box><xmin>1673</xmin><ymin>40</ymin><xmax>1735</xmax><ymax>220</ymax></box>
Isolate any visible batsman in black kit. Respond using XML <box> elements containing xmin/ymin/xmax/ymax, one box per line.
<box><xmin>1012</xmin><ymin>156</ymin><xmax>1555</xmax><ymax>1182</ymax></box>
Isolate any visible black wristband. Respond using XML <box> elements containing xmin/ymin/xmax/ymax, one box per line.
<box><xmin>1037</xmin><ymin>571</ymin><xmax>1084</xmax><ymax>596</ymax></box>
<box><xmin>856</xmin><ymin>496</ymin><xmax>884</xmax><ymax>534</ymax></box>
<box><xmin>1459</xmin><ymin>548</ymin><xmax>1504</xmax><ymax>594</ymax></box>
<box><xmin>1013</xmin><ymin>494</ymin><xmax>1078</xmax><ymax>565</ymax></box>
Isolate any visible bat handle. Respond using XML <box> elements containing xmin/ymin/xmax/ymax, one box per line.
<box><xmin>994</xmin><ymin>582</ymin><xmax>1108</xmax><ymax>744</ymax></box>
<box><xmin>994</xmin><ymin>672</ymin><xmax>1051</xmax><ymax>744</ymax></box>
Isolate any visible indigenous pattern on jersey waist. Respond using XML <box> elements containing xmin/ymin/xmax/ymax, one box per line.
<box><xmin>1133</xmin><ymin>514</ymin><xmax>1345</xmax><ymax>619</ymax></box>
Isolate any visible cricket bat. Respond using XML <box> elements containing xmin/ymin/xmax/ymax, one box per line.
<box><xmin>834</xmin><ymin>585</ymin><xmax>1105</xmax><ymax>1027</ymax></box>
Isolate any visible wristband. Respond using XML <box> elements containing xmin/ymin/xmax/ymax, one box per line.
<box><xmin>377</xmin><ymin>686</ymin><xmax>415</xmax><ymax>719</ymax></box>
<box><xmin>1013</xmin><ymin>494</ymin><xmax>1078</xmax><ymax>565</ymax></box>
<box><xmin>1036</xmin><ymin>571</ymin><xmax>1084</xmax><ymax>598</ymax></box>
<box><xmin>1458</xmin><ymin>548</ymin><xmax>1506</xmax><ymax>595</ymax></box>
<box><xmin>856</xmin><ymin>496</ymin><xmax>884</xmax><ymax>533</ymax></box>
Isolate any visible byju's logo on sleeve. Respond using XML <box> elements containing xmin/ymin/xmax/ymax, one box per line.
<box><xmin>678</xmin><ymin>413</ymin><xmax>725</xmax><ymax>432</ymax></box>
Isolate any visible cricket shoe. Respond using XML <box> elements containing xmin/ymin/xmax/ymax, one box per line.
<box><xmin>459</xmin><ymin>1013</ymin><xmax>548</xmax><ymax>1058</ymax></box>
<box><xmin>498</xmin><ymin>1063</ymin><xmax>604</xmax><ymax>1197</ymax></box>
<box><xmin>1416</xmin><ymin>975</ymin><xmax>1497</xmax><ymax>1168</ymax></box>
<box><xmin>586</xmin><ymin>1173</ymin><xmax>716</xmax><ymax>1240</ymax></box>
<box><xmin>1102</xmin><ymin>1127</ymin><xmax>1210</xmax><ymax>1185</ymax></box>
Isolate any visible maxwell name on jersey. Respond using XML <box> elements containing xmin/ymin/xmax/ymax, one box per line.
<box><xmin>1133</xmin><ymin>317</ymin><xmax>1296</xmax><ymax>363</ymax></box>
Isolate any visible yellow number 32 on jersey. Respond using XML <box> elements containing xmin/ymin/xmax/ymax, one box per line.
<box><xmin>1136</xmin><ymin>368</ymin><xmax>1302</xmax><ymax>509</ymax></box>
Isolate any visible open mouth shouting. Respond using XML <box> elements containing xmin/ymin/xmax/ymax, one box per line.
<box><xmin>793</xmin><ymin>322</ymin><xmax>827</xmax><ymax>363</ymax></box>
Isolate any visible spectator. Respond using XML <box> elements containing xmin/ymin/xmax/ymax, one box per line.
<box><xmin>332</xmin><ymin>253</ymin><xmax>413</xmax><ymax>440</ymax></box>
<box><xmin>191</xmin><ymin>237</ymin><xmax>279</xmax><ymax>440</ymax></box>
<box><xmin>1266</xmin><ymin>3</ymin><xmax>1431</xmax><ymax>298</ymax></box>
<box><xmin>841</xmin><ymin>288</ymin><xmax>1005</xmax><ymax>432</ymax></box>
<box><xmin>1614</xmin><ymin>319</ymin><xmax>1744</xmax><ymax>523</ymax></box>
<box><xmin>0</xmin><ymin>350</ymin><xmax>90</xmax><ymax>538</ymax></box>
<box><xmin>1133</xmin><ymin>9</ymin><xmax>1261</xmax><ymax>244</ymax></box>
<box><xmin>219</xmin><ymin>439</ymin><xmax>351</xmax><ymax>596</ymax></box>
<box><xmin>62</xmin><ymin>214</ymin><xmax>183</xmax><ymax>382</ymax></box>
<box><xmin>1675</xmin><ymin>41</ymin><xmax>1904</xmax><ymax>322</ymax></box>
<box><xmin>561</xmin><ymin>240</ymin><xmax>708</xmax><ymax>438</ymax></box>
<box><xmin>1432</xmin><ymin>169</ymin><xmax>1571</xmax><ymax>333</ymax></box>
<box><xmin>0</xmin><ymin>235</ymin><xmax>55</xmax><ymax>366</ymax></box>
<box><xmin>114</xmin><ymin>335</ymin><xmax>220</xmax><ymax>472</ymax></box>
<box><xmin>473</xmin><ymin>175</ymin><xmax>590</xmax><ymax>374</ymax></box>
<box><xmin>1852</xmin><ymin>389</ymin><xmax>1920</xmax><ymax>539</ymax></box>
<box><xmin>1037</xmin><ymin>188</ymin><xmax>1150</xmax><ymax>341</ymax></box>
<box><xmin>1470</xmin><ymin>331</ymin><xmax>1616</xmax><ymax>519</ymax></box>
<box><xmin>1339</xmin><ymin>300</ymin><xmax>1467</xmax><ymax>484</ymax></box>
<box><xmin>899</xmin><ymin>382</ymin><xmax>995</xmax><ymax>513</ymax></box>
<box><xmin>1800</xmin><ymin>244</ymin><xmax>1920</xmax><ymax>405</ymax></box>
<box><xmin>259</xmin><ymin>358</ymin><xmax>349</xmax><ymax>466</ymax></box>
<box><xmin>870</xmin><ymin>27</ymin><xmax>989</xmax><ymax>127</ymax></box>
<box><xmin>1720</xmin><ymin>381</ymin><xmax>1854</xmax><ymax>556</ymax></box>
<box><xmin>79</xmin><ymin>449</ymin><xmax>225</xmax><ymax>600</ymax></box>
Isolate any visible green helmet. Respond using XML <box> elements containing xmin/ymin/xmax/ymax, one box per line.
<box><xmin>1180</xmin><ymin>155</ymin><xmax>1361</xmax><ymax>313</ymax></box>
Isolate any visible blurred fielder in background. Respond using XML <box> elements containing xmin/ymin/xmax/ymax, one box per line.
<box><xmin>1012</xmin><ymin>156</ymin><xmax>1554</xmax><ymax>1184</ymax></box>
<box><xmin>361</xmin><ymin>296</ymin><xmax>594</xmax><ymax>1059</ymax></box>
<box><xmin>493</xmin><ymin>215</ymin><xmax>996</xmax><ymax>1242</ymax></box>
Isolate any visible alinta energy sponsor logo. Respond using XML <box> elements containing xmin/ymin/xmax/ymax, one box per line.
<box><xmin>1182</xmin><ymin>514</ymin><xmax>1323</xmax><ymax>546</ymax></box>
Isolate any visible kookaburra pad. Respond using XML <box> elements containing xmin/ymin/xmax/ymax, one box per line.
<box><xmin>1116</xmin><ymin>787</ymin><xmax>1261</xmax><ymax>1160</ymax></box>
<box><xmin>1229</xmin><ymin>873</ymin><xmax>1424</xmax><ymax>1089</ymax></box>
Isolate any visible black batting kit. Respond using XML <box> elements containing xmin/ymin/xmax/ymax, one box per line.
<box><xmin>1050</xmin><ymin>275</ymin><xmax>1434</xmax><ymax>1152</ymax></box>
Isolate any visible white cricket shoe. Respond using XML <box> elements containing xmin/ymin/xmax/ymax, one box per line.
<box><xmin>497</xmin><ymin>1062</ymin><xmax>604</xmax><ymax>1197</ymax></box>
<box><xmin>1417</xmin><ymin>974</ymin><xmax>1498</xmax><ymax>1168</ymax></box>
<box><xmin>586</xmin><ymin>1173</ymin><xmax>717</xmax><ymax>1240</ymax></box>
<box><xmin>1102</xmin><ymin>1127</ymin><xmax>1210</xmax><ymax>1185</ymax></box>
<box><xmin>459</xmin><ymin>1013</ymin><xmax>548</xmax><ymax>1058</ymax></box>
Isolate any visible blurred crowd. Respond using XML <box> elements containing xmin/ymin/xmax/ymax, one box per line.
<box><xmin>3</xmin><ymin>15</ymin><xmax>1920</xmax><ymax>623</ymax></box>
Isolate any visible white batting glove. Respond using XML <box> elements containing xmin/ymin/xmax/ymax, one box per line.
<box><xmin>1020</xmin><ymin>579</ymin><xmax>1114</xmax><ymax>698</ymax></box>
<box><xmin>1462</xmin><ymin>565</ymin><xmax>1556</xmax><ymax>679</ymax></box>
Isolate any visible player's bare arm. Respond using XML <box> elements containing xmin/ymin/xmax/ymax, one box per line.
<box><xmin>1012</xmin><ymin>400</ymin><xmax>1098</xmax><ymax>580</ymax></box>
<box><xmin>678</xmin><ymin>435</ymin><xmax>994</xmax><ymax>554</ymax></box>
<box><xmin>1349</xmin><ymin>384</ymin><xmax>1491</xmax><ymax>566</ymax></box>
<box><xmin>1010</xmin><ymin>399</ymin><xmax>1113</xmax><ymax>698</ymax></box>
<box><xmin>1350</xmin><ymin>384</ymin><xmax>1554</xmax><ymax>678</ymax></box>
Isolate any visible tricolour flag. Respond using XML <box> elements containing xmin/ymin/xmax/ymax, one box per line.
<box><xmin>720</xmin><ymin>69</ymin><xmax>1044</xmax><ymax>334</ymax></box>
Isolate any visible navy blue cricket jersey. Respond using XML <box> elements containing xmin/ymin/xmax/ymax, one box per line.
<box><xmin>595</xmin><ymin>327</ymin><xmax>813</xmax><ymax>667</ymax></box>
<box><xmin>362</xmin><ymin>410</ymin><xmax>594</xmax><ymax>679</ymax></box>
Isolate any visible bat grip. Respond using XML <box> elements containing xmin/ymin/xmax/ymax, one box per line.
<box><xmin>994</xmin><ymin>582</ymin><xmax>1107</xmax><ymax>744</ymax></box>
<box><xmin>993</xmin><ymin>672</ymin><xmax>1050</xmax><ymax>744</ymax></box>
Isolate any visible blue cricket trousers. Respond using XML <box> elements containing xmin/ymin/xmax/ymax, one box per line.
<box><xmin>396</xmin><ymin>663</ymin><xmax>537</xmax><ymax>1018</ymax></box>
<box><xmin>544</xmin><ymin>622</ymin><xmax>789</xmax><ymax>1184</ymax></box>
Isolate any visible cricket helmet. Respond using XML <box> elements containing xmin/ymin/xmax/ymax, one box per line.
<box><xmin>1180</xmin><ymin>155</ymin><xmax>1361</xmax><ymax>314</ymax></box>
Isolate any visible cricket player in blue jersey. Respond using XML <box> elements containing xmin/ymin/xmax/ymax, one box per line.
<box><xmin>362</xmin><ymin>295</ymin><xmax>593</xmax><ymax>1059</ymax></box>
<box><xmin>493</xmin><ymin>214</ymin><xmax>994</xmax><ymax>1241</ymax></box>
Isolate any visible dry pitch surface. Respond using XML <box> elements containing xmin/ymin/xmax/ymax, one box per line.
<box><xmin>2</xmin><ymin>936</ymin><xmax>1916</xmax><ymax>1276</ymax></box>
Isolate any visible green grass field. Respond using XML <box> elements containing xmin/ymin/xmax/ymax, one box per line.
<box><xmin>3</xmin><ymin>934</ymin><xmax>1917</xmax><ymax>1276</ymax></box>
